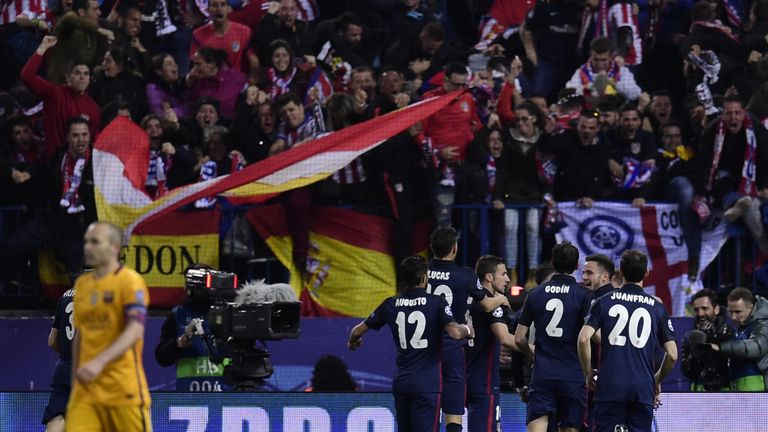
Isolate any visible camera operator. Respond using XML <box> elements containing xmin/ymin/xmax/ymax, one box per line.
<box><xmin>155</xmin><ymin>264</ymin><xmax>227</xmax><ymax>392</ymax></box>
<box><xmin>710</xmin><ymin>288</ymin><xmax>768</xmax><ymax>391</ymax></box>
<box><xmin>681</xmin><ymin>289</ymin><xmax>733</xmax><ymax>391</ymax></box>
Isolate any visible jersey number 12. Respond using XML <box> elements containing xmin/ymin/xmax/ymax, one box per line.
<box><xmin>396</xmin><ymin>311</ymin><xmax>429</xmax><ymax>349</ymax></box>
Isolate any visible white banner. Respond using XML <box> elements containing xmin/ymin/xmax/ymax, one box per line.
<box><xmin>555</xmin><ymin>202</ymin><xmax>728</xmax><ymax>316</ymax></box>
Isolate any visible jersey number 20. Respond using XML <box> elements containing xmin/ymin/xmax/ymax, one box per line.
<box><xmin>607</xmin><ymin>305</ymin><xmax>652</xmax><ymax>348</ymax></box>
<box><xmin>396</xmin><ymin>311</ymin><xmax>429</xmax><ymax>349</ymax></box>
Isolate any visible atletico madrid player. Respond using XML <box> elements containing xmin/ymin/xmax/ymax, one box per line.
<box><xmin>348</xmin><ymin>256</ymin><xmax>474</xmax><ymax>432</ymax></box>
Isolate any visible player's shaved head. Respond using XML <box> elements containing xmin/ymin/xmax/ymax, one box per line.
<box><xmin>89</xmin><ymin>221</ymin><xmax>124</xmax><ymax>247</ymax></box>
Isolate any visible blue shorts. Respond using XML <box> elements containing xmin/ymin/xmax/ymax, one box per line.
<box><xmin>594</xmin><ymin>401</ymin><xmax>653</xmax><ymax>432</ymax></box>
<box><xmin>526</xmin><ymin>379</ymin><xmax>586</xmax><ymax>429</ymax></box>
<box><xmin>394</xmin><ymin>392</ymin><xmax>441</xmax><ymax>432</ymax></box>
<box><xmin>42</xmin><ymin>385</ymin><xmax>70</xmax><ymax>424</ymax></box>
<box><xmin>441</xmin><ymin>344</ymin><xmax>466</xmax><ymax>415</ymax></box>
<box><xmin>466</xmin><ymin>392</ymin><xmax>500</xmax><ymax>432</ymax></box>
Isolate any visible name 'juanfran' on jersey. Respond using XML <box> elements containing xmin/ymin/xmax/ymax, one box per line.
<box><xmin>585</xmin><ymin>284</ymin><xmax>675</xmax><ymax>405</ymax></box>
<box><xmin>364</xmin><ymin>288</ymin><xmax>456</xmax><ymax>394</ymax></box>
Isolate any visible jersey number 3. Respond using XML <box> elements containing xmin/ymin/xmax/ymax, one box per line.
<box><xmin>607</xmin><ymin>305</ymin><xmax>651</xmax><ymax>348</ymax></box>
<box><xmin>65</xmin><ymin>301</ymin><xmax>75</xmax><ymax>341</ymax></box>
<box><xmin>396</xmin><ymin>311</ymin><xmax>429</xmax><ymax>349</ymax></box>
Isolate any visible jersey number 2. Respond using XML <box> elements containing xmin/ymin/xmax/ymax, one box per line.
<box><xmin>396</xmin><ymin>311</ymin><xmax>428</xmax><ymax>349</ymax></box>
<box><xmin>607</xmin><ymin>305</ymin><xmax>651</xmax><ymax>348</ymax></box>
<box><xmin>544</xmin><ymin>298</ymin><xmax>564</xmax><ymax>337</ymax></box>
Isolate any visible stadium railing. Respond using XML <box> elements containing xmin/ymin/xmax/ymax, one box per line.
<box><xmin>0</xmin><ymin>202</ymin><xmax>759</xmax><ymax>306</ymax></box>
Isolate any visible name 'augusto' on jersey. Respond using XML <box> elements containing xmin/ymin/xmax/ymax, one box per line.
<box><xmin>395</xmin><ymin>297</ymin><xmax>428</xmax><ymax>307</ymax></box>
<box><xmin>609</xmin><ymin>292</ymin><xmax>656</xmax><ymax>306</ymax></box>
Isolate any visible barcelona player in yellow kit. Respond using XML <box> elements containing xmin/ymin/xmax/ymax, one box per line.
<box><xmin>66</xmin><ymin>222</ymin><xmax>152</xmax><ymax>431</ymax></box>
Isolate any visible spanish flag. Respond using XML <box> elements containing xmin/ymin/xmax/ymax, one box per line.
<box><xmin>248</xmin><ymin>205</ymin><xmax>429</xmax><ymax>317</ymax></box>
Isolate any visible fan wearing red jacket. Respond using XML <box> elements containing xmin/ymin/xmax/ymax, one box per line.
<box><xmin>420</xmin><ymin>61</ymin><xmax>481</xmax><ymax>227</ymax></box>
<box><xmin>21</xmin><ymin>35</ymin><xmax>101</xmax><ymax>161</ymax></box>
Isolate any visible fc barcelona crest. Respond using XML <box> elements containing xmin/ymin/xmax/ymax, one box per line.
<box><xmin>103</xmin><ymin>291</ymin><xmax>114</xmax><ymax>304</ymax></box>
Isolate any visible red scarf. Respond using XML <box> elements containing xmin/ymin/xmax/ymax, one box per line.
<box><xmin>59</xmin><ymin>151</ymin><xmax>89</xmax><ymax>214</ymax></box>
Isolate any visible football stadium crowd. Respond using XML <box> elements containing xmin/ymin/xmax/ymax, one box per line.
<box><xmin>1</xmin><ymin>0</ymin><xmax>768</xmax><ymax>304</ymax></box>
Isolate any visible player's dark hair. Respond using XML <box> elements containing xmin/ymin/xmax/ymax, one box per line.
<box><xmin>727</xmin><ymin>287</ymin><xmax>755</xmax><ymax>305</ymax></box>
<box><xmin>620</xmin><ymin>250</ymin><xmax>647</xmax><ymax>283</ymax></box>
<box><xmin>475</xmin><ymin>255</ymin><xmax>504</xmax><ymax>282</ymax></box>
<box><xmin>275</xmin><ymin>91</ymin><xmax>303</xmax><ymax>112</ymax></box>
<box><xmin>399</xmin><ymin>255</ymin><xmax>428</xmax><ymax>289</ymax></box>
<box><xmin>691</xmin><ymin>288</ymin><xmax>718</xmax><ymax>307</ymax></box>
<box><xmin>430</xmin><ymin>226</ymin><xmax>458</xmax><ymax>259</ymax></box>
<box><xmin>310</xmin><ymin>355</ymin><xmax>357</xmax><ymax>391</ymax></box>
<box><xmin>552</xmin><ymin>242</ymin><xmax>579</xmax><ymax>274</ymax></box>
<box><xmin>534</xmin><ymin>261</ymin><xmax>555</xmax><ymax>285</ymax></box>
<box><xmin>586</xmin><ymin>254</ymin><xmax>615</xmax><ymax>278</ymax></box>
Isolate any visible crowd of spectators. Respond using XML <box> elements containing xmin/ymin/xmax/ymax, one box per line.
<box><xmin>1</xmin><ymin>0</ymin><xmax>768</xmax><ymax>289</ymax></box>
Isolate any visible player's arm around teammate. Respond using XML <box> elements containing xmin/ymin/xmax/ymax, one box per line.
<box><xmin>348</xmin><ymin>315</ymin><xmax>474</xmax><ymax>350</ymax></box>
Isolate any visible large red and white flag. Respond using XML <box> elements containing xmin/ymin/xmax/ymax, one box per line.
<box><xmin>556</xmin><ymin>202</ymin><xmax>728</xmax><ymax>316</ymax></box>
<box><xmin>93</xmin><ymin>91</ymin><xmax>461</xmax><ymax>236</ymax></box>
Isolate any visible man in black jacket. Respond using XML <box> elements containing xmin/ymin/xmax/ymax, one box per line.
<box><xmin>693</xmin><ymin>96</ymin><xmax>768</xmax><ymax>250</ymax></box>
<box><xmin>541</xmin><ymin>110</ymin><xmax>609</xmax><ymax>207</ymax></box>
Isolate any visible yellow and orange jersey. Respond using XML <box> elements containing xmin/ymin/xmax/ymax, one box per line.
<box><xmin>71</xmin><ymin>266</ymin><xmax>151</xmax><ymax>408</ymax></box>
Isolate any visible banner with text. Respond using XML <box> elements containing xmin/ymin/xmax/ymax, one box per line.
<box><xmin>39</xmin><ymin>210</ymin><xmax>219</xmax><ymax>306</ymax></box>
<box><xmin>555</xmin><ymin>202</ymin><xmax>728</xmax><ymax>316</ymax></box>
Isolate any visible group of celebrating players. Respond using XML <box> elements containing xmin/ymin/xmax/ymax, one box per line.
<box><xmin>43</xmin><ymin>220</ymin><xmax>678</xmax><ymax>432</ymax></box>
<box><xmin>349</xmin><ymin>227</ymin><xmax>678</xmax><ymax>432</ymax></box>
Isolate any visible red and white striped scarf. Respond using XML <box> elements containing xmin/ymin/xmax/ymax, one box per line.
<box><xmin>333</xmin><ymin>158</ymin><xmax>366</xmax><ymax>185</ymax></box>
<box><xmin>59</xmin><ymin>151</ymin><xmax>88</xmax><ymax>214</ymax></box>
<box><xmin>609</xmin><ymin>2</ymin><xmax>642</xmax><ymax>65</ymax></box>
<box><xmin>0</xmin><ymin>0</ymin><xmax>45</xmax><ymax>25</ymax></box>
<box><xmin>267</xmin><ymin>67</ymin><xmax>297</xmax><ymax>100</ymax></box>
